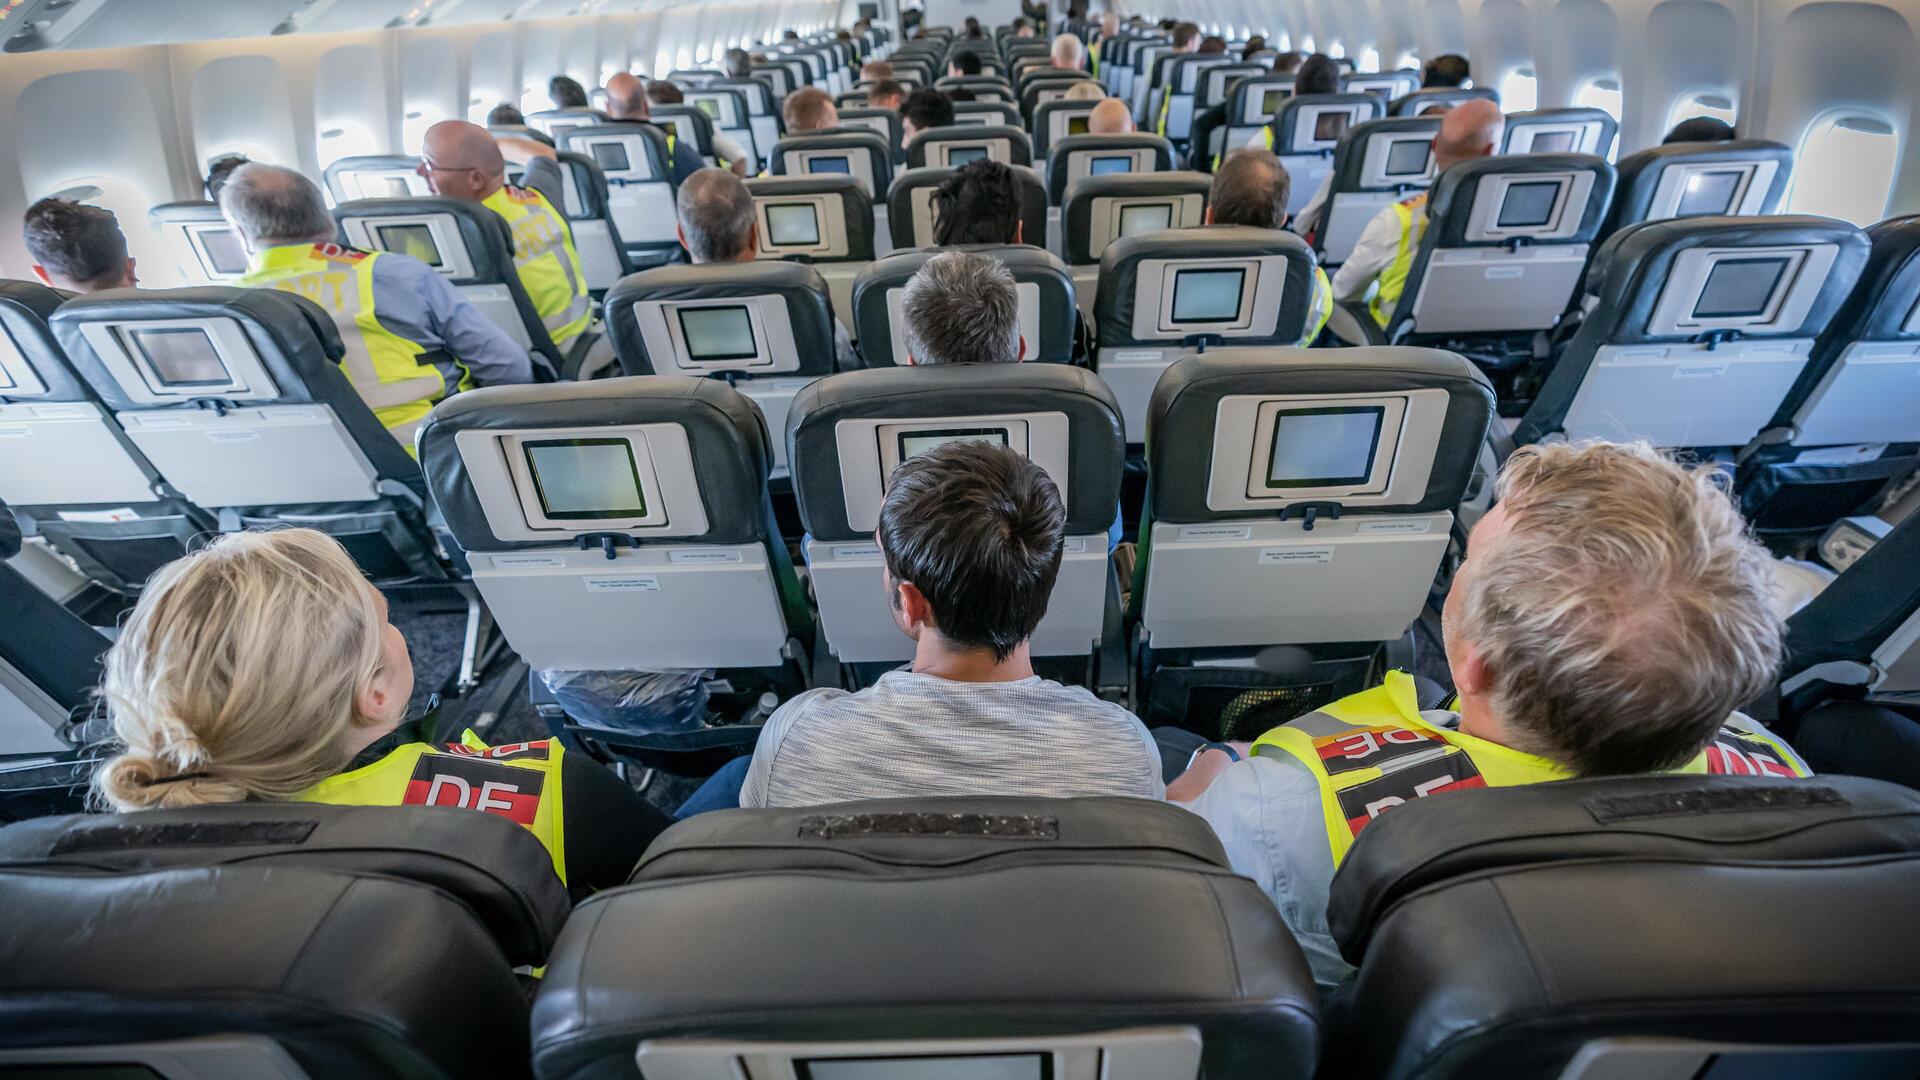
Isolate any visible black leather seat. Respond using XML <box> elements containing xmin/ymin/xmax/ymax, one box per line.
<box><xmin>1321</xmin><ymin>774</ymin><xmax>1920</xmax><ymax>1080</ymax></box>
<box><xmin>530</xmin><ymin>796</ymin><xmax>1320</xmax><ymax>1080</ymax></box>
<box><xmin>1602</xmin><ymin>138</ymin><xmax>1795</xmax><ymax>240</ymax></box>
<box><xmin>850</xmin><ymin>244</ymin><xmax>1079</xmax><ymax>366</ymax></box>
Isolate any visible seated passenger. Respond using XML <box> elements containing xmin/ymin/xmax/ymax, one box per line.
<box><xmin>1421</xmin><ymin>53</ymin><xmax>1470</xmax><ymax>88</ymax></box>
<box><xmin>723</xmin><ymin>47</ymin><xmax>753</xmax><ymax>79</ymax></box>
<box><xmin>1170</xmin><ymin>441</ymin><xmax>1810</xmax><ymax>992</ymax></box>
<box><xmin>1198</xmin><ymin>35</ymin><xmax>1228</xmax><ymax>54</ymax></box>
<box><xmin>1207</xmin><ymin>149</ymin><xmax>1332</xmax><ymax>343</ymax></box>
<box><xmin>1052</xmin><ymin>32</ymin><xmax>1087</xmax><ymax>69</ymax></box>
<box><xmin>1243</xmin><ymin>35</ymin><xmax>1267</xmax><ymax>60</ymax></box>
<box><xmin>933</xmin><ymin>159</ymin><xmax>1026</xmax><ymax>245</ymax></box>
<box><xmin>22</xmin><ymin>197</ymin><xmax>137</xmax><ymax>294</ymax></box>
<box><xmin>549</xmin><ymin>74</ymin><xmax>590</xmax><ymax>110</ymax></box>
<box><xmin>1064</xmin><ymin>80</ymin><xmax>1108</xmax><ymax>102</ymax></box>
<box><xmin>1087</xmin><ymin>96</ymin><xmax>1134</xmax><ymax>135</ymax></box>
<box><xmin>863</xmin><ymin>60</ymin><xmax>895</xmax><ymax>81</ymax></box>
<box><xmin>1331</xmin><ymin>98</ymin><xmax>1502</xmax><ymax>326</ymax></box>
<box><xmin>734</xmin><ymin>439</ymin><xmax>1161</xmax><ymax>808</ymax></box>
<box><xmin>868</xmin><ymin>78</ymin><xmax>907</xmax><ymax>112</ymax></box>
<box><xmin>487</xmin><ymin>102</ymin><xmax>526</xmax><ymax>127</ymax></box>
<box><xmin>203</xmin><ymin>153</ymin><xmax>250</xmax><ymax>202</ymax></box>
<box><xmin>647</xmin><ymin>79</ymin><xmax>754</xmax><ymax>176</ymax></box>
<box><xmin>676</xmin><ymin>167</ymin><xmax>857</xmax><ymax>370</ymax></box>
<box><xmin>948</xmin><ymin>52</ymin><xmax>981</xmax><ymax>78</ymax></box>
<box><xmin>1664</xmin><ymin>115</ymin><xmax>1737</xmax><ymax>144</ymax></box>
<box><xmin>607</xmin><ymin>72</ymin><xmax>706</xmax><ymax>183</ymax></box>
<box><xmin>901</xmin><ymin>87</ymin><xmax>956</xmax><ymax>145</ymax></box>
<box><xmin>420</xmin><ymin>120</ymin><xmax>592</xmax><ymax>355</ymax></box>
<box><xmin>90</xmin><ymin>528</ymin><xmax>671</xmax><ymax>898</ymax></box>
<box><xmin>1248</xmin><ymin>53</ymin><xmax>1341</xmax><ymax>152</ymax></box>
<box><xmin>784</xmin><ymin>86</ymin><xmax>841</xmax><ymax>135</ymax></box>
<box><xmin>223</xmin><ymin>163</ymin><xmax>532</xmax><ymax>440</ymax></box>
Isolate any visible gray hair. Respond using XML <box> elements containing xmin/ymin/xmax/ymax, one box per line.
<box><xmin>901</xmin><ymin>251</ymin><xmax>1020</xmax><ymax>365</ymax></box>
<box><xmin>675</xmin><ymin>167</ymin><xmax>757</xmax><ymax>263</ymax></box>
<box><xmin>1051</xmin><ymin>33</ymin><xmax>1086</xmax><ymax>67</ymax></box>
<box><xmin>219</xmin><ymin>164</ymin><xmax>335</xmax><ymax>249</ymax></box>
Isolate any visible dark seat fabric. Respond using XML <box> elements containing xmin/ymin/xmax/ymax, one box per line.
<box><xmin>530</xmin><ymin>796</ymin><xmax>1320</xmax><ymax>1080</ymax></box>
<box><xmin>0</xmin><ymin>864</ymin><xmax>534</xmax><ymax>1079</ymax></box>
<box><xmin>0</xmin><ymin>802</ymin><xmax>570</xmax><ymax>966</ymax></box>
<box><xmin>1322</xmin><ymin>774</ymin><xmax>1920</xmax><ymax>1080</ymax></box>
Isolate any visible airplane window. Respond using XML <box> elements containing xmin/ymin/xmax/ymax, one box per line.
<box><xmin>1498</xmin><ymin>68</ymin><xmax>1539</xmax><ymax>114</ymax></box>
<box><xmin>1789</xmin><ymin>114</ymin><xmax>1897</xmax><ymax>227</ymax></box>
<box><xmin>522</xmin><ymin>437</ymin><xmax>648</xmax><ymax>520</ymax></box>
<box><xmin>1667</xmin><ymin>92</ymin><xmax>1738</xmax><ymax>131</ymax></box>
<box><xmin>1358</xmin><ymin>47</ymin><xmax>1382</xmax><ymax>73</ymax></box>
<box><xmin>1572</xmin><ymin>78</ymin><xmax>1624</xmax><ymax>124</ymax></box>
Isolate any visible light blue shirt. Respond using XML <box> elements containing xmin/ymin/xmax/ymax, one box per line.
<box><xmin>367</xmin><ymin>252</ymin><xmax>534</xmax><ymax>387</ymax></box>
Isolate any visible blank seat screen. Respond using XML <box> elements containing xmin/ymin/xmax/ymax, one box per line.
<box><xmin>678</xmin><ymin>305</ymin><xmax>758</xmax><ymax>361</ymax></box>
<box><xmin>199</xmin><ymin>228</ymin><xmax>249</xmax><ymax>275</ymax></box>
<box><xmin>898</xmin><ymin>426</ymin><xmax>1010</xmax><ymax>459</ymax></box>
<box><xmin>1530</xmin><ymin>131</ymin><xmax>1575</xmax><ymax>153</ymax></box>
<box><xmin>590</xmin><ymin>142</ymin><xmax>633</xmax><ymax>172</ymax></box>
<box><xmin>1266</xmin><ymin>406</ymin><xmax>1384</xmax><ymax>488</ymax></box>
<box><xmin>1088</xmin><ymin>156</ymin><xmax>1133</xmax><ymax>176</ymax></box>
<box><xmin>811</xmin><ymin>156</ymin><xmax>852</xmax><ymax>174</ymax></box>
<box><xmin>1677</xmin><ymin>169</ymin><xmax>1743</xmax><ymax>217</ymax></box>
<box><xmin>523</xmin><ymin>438</ymin><xmax>648</xmax><ymax>519</ymax></box>
<box><xmin>798</xmin><ymin>1054</ymin><xmax>1049</xmax><ymax>1080</ymax></box>
<box><xmin>1119</xmin><ymin>204</ymin><xmax>1173</xmax><ymax>236</ymax></box>
<box><xmin>1384</xmin><ymin>140</ymin><xmax>1431</xmax><ymax>177</ymax></box>
<box><xmin>373</xmin><ymin>177</ymin><xmax>413</xmax><ymax>198</ymax></box>
<box><xmin>767</xmin><ymin>204</ymin><xmax>821</xmax><ymax>245</ymax></box>
<box><xmin>1171</xmin><ymin>268</ymin><xmax>1245</xmax><ymax>323</ymax></box>
<box><xmin>373</xmin><ymin>223</ymin><xmax>443</xmax><ymax>267</ymax></box>
<box><xmin>129</xmin><ymin>328</ymin><xmax>230</xmax><ymax>388</ymax></box>
<box><xmin>1497</xmin><ymin>180</ymin><xmax>1561</xmax><ymax>228</ymax></box>
<box><xmin>947</xmin><ymin>146</ymin><xmax>989</xmax><ymax>166</ymax></box>
<box><xmin>1693</xmin><ymin>257</ymin><xmax>1791</xmax><ymax>319</ymax></box>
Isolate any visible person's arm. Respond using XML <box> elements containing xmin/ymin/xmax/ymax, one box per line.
<box><xmin>738</xmin><ymin>691</ymin><xmax>829</xmax><ymax>808</ymax></box>
<box><xmin>497</xmin><ymin>135</ymin><xmax>559</xmax><ymax>167</ymax></box>
<box><xmin>711</xmin><ymin>131</ymin><xmax>753</xmax><ymax>175</ymax></box>
<box><xmin>1331</xmin><ymin>205</ymin><xmax>1402</xmax><ymax>302</ymax></box>
<box><xmin>1294</xmin><ymin>174</ymin><xmax>1332</xmax><ymax>238</ymax></box>
<box><xmin>407</xmin><ymin>260</ymin><xmax>536</xmax><ymax>386</ymax></box>
<box><xmin>517</xmin><ymin>155</ymin><xmax>568</xmax><ymax>214</ymax></box>
<box><xmin>558</xmin><ymin>752</ymin><xmax>676</xmax><ymax>899</ymax></box>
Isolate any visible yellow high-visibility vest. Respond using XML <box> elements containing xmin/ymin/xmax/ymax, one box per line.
<box><xmin>482</xmin><ymin>183</ymin><xmax>592</xmax><ymax>352</ymax></box>
<box><xmin>1368</xmin><ymin>194</ymin><xmax>1428</xmax><ymax>329</ymax></box>
<box><xmin>241</xmin><ymin>242</ymin><xmax>469</xmax><ymax>450</ymax></box>
<box><xmin>1253</xmin><ymin>670</ymin><xmax>1813</xmax><ymax>866</ymax></box>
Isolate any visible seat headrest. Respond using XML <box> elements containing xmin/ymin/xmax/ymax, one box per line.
<box><xmin>1425</xmin><ymin>152</ymin><xmax>1616</xmax><ymax>247</ymax></box>
<box><xmin>1390</xmin><ymin>85</ymin><xmax>1498</xmax><ymax>116</ymax></box>
<box><xmin>530</xmin><ymin>797</ymin><xmax>1318</xmax><ymax>1080</ymax></box>
<box><xmin>605</xmin><ymin>260</ymin><xmax>840</xmax><ymax>379</ymax></box>
<box><xmin>1328</xmin><ymin>773</ymin><xmax>1920</xmax><ymax>958</ymax></box>
<box><xmin>1783</xmin><ymin>508</ymin><xmax>1920</xmax><ymax>675</ymax></box>
<box><xmin>1270</xmin><ymin>93</ymin><xmax>1386</xmax><ymax>154</ymax></box>
<box><xmin>1500</xmin><ymin>106</ymin><xmax>1619</xmax><ymax>155</ymax></box>
<box><xmin>1328</xmin><ymin>115</ymin><xmax>1443</xmax><ymax>194</ymax></box>
<box><xmin>1610</xmin><ymin>138</ymin><xmax>1795</xmax><ymax>232</ymax></box>
<box><xmin>849</xmin><ymin>244</ymin><xmax>1077</xmax><ymax>366</ymax></box>
<box><xmin>419</xmin><ymin>374</ymin><xmax>773</xmax><ymax>549</ymax></box>
<box><xmin>1047</xmin><ymin>133</ymin><xmax>1179</xmax><ymax>206</ymax></box>
<box><xmin>904</xmin><ymin>123</ymin><xmax>1034</xmax><ymax>168</ymax></box>
<box><xmin>1146</xmin><ymin>346</ymin><xmax>1495</xmax><ymax>522</ymax></box>
<box><xmin>0</xmin><ymin>497</ymin><xmax>18</xmax><ymax>559</ymax></box>
<box><xmin>331</xmin><ymin>196</ymin><xmax>518</xmax><ymax>286</ymax></box>
<box><xmin>1093</xmin><ymin>224</ymin><xmax>1317</xmax><ymax>348</ymax></box>
<box><xmin>1818</xmin><ymin>213</ymin><xmax>1920</xmax><ymax>343</ymax></box>
<box><xmin>1579</xmin><ymin>214</ymin><xmax>1871</xmax><ymax>345</ymax></box>
<box><xmin>0</xmin><ymin>802</ymin><xmax>570</xmax><ymax>965</ymax></box>
<box><xmin>551</xmin><ymin>151</ymin><xmax>612</xmax><ymax>219</ymax></box>
<box><xmin>745</xmin><ymin>174</ymin><xmax>877</xmax><ymax>261</ymax></box>
<box><xmin>555</xmin><ymin>121</ymin><xmax>670</xmax><ymax>168</ymax></box>
<box><xmin>885</xmin><ymin>163</ymin><xmax>1048</xmax><ymax>250</ymax></box>
<box><xmin>0</xmin><ymin>864</ymin><xmax>533</xmax><ymax>1078</ymax></box>
<box><xmin>787</xmin><ymin>362</ymin><xmax>1125</xmax><ymax>540</ymax></box>
<box><xmin>0</xmin><ymin>278</ymin><xmax>90</xmax><ymax>402</ymax></box>
<box><xmin>319</xmin><ymin>154</ymin><xmax>432</xmax><ymax>203</ymax></box>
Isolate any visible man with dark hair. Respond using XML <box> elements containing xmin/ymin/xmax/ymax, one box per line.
<box><xmin>949</xmin><ymin>51</ymin><xmax>982</xmax><ymax>78</ymax></box>
<box><xmin>723</xmin><ymin>47</ymin><xmax>753</xmax><ymax>79</ymax></box>
<box><xmin>203</xmin><ymin>154</ymin><xmax>250</xmax><ymax>202</ymax></box>
<box><xmin>1664</xmin><ymin>116</ymin><xmax>1737</xmax><ymax>144</ymax></box>
<box><xmin>862</xmin><ymin>59</ymin><xmax>894</xmax><ymax>82</ymax></box>
<box><xmin>1243</xmin><ymin>35</ymin><xmax>1268</xmax><ymax>59</ymax></box>
<box><xmin>1272</xmin><ymin>51</ymin><xmax>1306</xmax><ymax>75</ymax></box>
<box><xmin>1206</xmin><ymin>150</ymin><xmax>1332</xmax><ymax>344</ymax></box>
<box><xmin>1171</xmin><ymin>22</ymin><xmax>1201</xmax><ymax>52</ymax></box>
<box><xmin>1421</xmin><ymin>53</ymin><xmax>1470</xmax><ymax>88</ymax></box>
<box><xmin>900</xmin><ymin>86</ymin><xmax>956</xmax><ymax>144</ymax></box>
<box><xmin>22</xmin><ymin>198</ymin><xmax>136</xmax><ymax>293</ymax></box>
<box><xmin>867</xmin><ymin>78</ymin><xmax>907</xmax><ymax>112</ymax></box>
<box><xmin>548</xmin><ymin>74</ymin><xmax>590</xmax><ymax>109</ymax></box>
<box><xmin>647</xmin><ymin>79</ymin><xmax>753</xmax><ymax>175</ymax></box>
<box><xmin>783</xmin><ymin>85</ymin><xmax>841</xmax><ymax>134</ymax></box>
<box><xmin>932</xmin><ymin>159</ymin><xmax>1023</xmax><ymax>246</ymax></box>
<box><xmin>1198</xmin><ymin>35</ymin><xmax>1228</xmax><ymax>54</ymax></box>
<box><xmin>729</xmin><ymin>438</ymin><xmax>1162</xmax><ymax>808</ymax></box>
<box><xmin>1293</xmin><ymin>53</ymin><xmax>1341</xmax><ymax>95</ymax></box>
<box><xmin>486</xmin><ymin>103</ymin><xmax>527</xmax><ymax>127</ymax></box>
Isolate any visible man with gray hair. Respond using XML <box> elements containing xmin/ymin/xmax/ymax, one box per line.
<box><xmin>899</xmin><ymin>250</ymin><xmax>1024</xmax><ymax>365</ymax></box>
<box><xmin>1168</xmin><ymin>440</ymin><xmax>1811</xmax><ymax>995</ymax></box>
<box><xmin>1050</xmin><ymin>32</ymin><xmax>1087</xmax><ymax>69</ymax></box>
<box><xmin>674</xmin><ymin>167</ymin><xmax>857</xmax><ymax>369</ymax></box>
<box><xmin>224</xmin><ymin>162</ymin><xmax>531</xmax><ymax>444</ymax></box>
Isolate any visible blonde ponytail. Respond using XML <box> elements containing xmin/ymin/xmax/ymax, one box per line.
<box><xmin>92</xmin><ymin>528</ymin><xmax>386</xmax><ymax>811</ymax></box>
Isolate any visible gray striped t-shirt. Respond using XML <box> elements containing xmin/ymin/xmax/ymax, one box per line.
<box><xmin>738</xmin><ymin>670</ymin><xmax>1166</xmax><ymax>808</ymax></box>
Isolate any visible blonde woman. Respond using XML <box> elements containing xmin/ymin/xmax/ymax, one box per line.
<box><xmin>92</xmin><ymin>528</ymin><xmax>670</xmax><ymax>899</ymax></box>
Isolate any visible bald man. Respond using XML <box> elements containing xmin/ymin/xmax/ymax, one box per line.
<box><xmin>420</xmin><ymin>119</ymin><xmax>592</xmax><ymax>353</ymax></box>
<box><xmin>605</xmin><ymin>72</ymin><xmax>706</xmax><ymax>183</ymax></box>
<box><xmin>1087</xmin><ymin>97</ymin><xmax>1133</xmax><ymax>135</ymax></box>
<box><xmin>1332</xmin><ymin>98</ymin><xmax>1504</xmax><ymax>327</ymax></box>
<box><xmin>1051</xmin><ymin>32</ymin><xmax>1086</xmax><ymax>70</ymax></box>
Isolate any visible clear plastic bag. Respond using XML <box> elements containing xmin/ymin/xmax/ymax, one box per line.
<box><xmin>538</xmin><ymin>668</ymin><xmax>713</xmax><ymax>736</ymax></box>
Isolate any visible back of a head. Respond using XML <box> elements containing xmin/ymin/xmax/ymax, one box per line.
<box><xmin>1209</xmin><ymin>149</ymin><xmax>1291</xmax><ymax>229</ymax></box>
<box><xmin>549</xmin><ymin>74</ymin><xmax>590</xmax><ymax>109</ymax></box>
<box><xmin>487</xmin><ymin>103</ymin><xmax>526</xmax><ymax>127</ymax></box>
<box><xmin>22</xmin><ymin>198</ymin><xmax>131</xmax><ymax>292</ymax></box>
<box><xmin>219</xmin><ymin>163</ymin><xmax>335</xmax><ymax>249</ymax></box>
<box><xmin>203</xmin><ymin>154</ymin><xmax>251</xmax><ymax>202</ymax></box>
<box><xmin>606</xmin><ymin>72</ymin><xmax>650</xmax><ymax>121</ymax></box>
<box><xmin>675</xmin><ymin>167</ymin><xmax>758</xmax><ymax>262</ymax></box>
<box><xmin>1064</xmin><ymin>80</ymin><xmax>1107</xmax><ymax>102</ymax></box>
<box><xmin>1663</xmin><ymin>116</ymin><xmax>1737</xmax><ymax>144</ymax></box>
<box><xmin>1051</xmin><ymin>32</ymin><xmax>1086</xmax><ymax>68</ymax></box>
<box><xmin>901</xmin><ymin>250</ymin><xmax>1021</xmax><ymax>365</ymax></box>
<box><xmin>934</xmin><ymin>158</ymin><xmax>1021</xmax><ymax>246</ymax></box>
<box><xmin>1198</xmin><ymin>35</ymin><xmax>1228</xmax><ymax>54</ymax></box>
<box><xmin>878</xmin><ymin>440</ymin><xmax>1066</xmax><ymax>661</ymax></box>
<box><xmin>784</xmin><ymin>86</ymin><xmax>838</xmax><ymax>133</ymax></box>
<box><xmin>864</xmin><ymin>60</ymin><xmax>896</xmax><ymax>80</ymax></box>
<box><xmin>1272</xmin><ymin>51</ymin><xmax>1305</xmax><ymax>75</ymax></box>
<box><xmin>1086</xmin><ymin>96</ymin><xmax>1133</xmax><ymax>135</ymax></box>
<box><xmin>646</xmin><ymin>79</ymin><xmax>685</xmax><ymax>106</ymax></box>
<box><xmin>952</xmin><ymin>52</ymin><xmax>982</xmax><ymax>76</ymax></box>
<box><xmin>1422</xmin><ymin>54</ymin><xmax>1470</xmax><ymax>88</ymax></box>
<box><xmin>92</xmin><ymin>528</ymin><xmax>383</xmax><ymax>812</ymax></box>
<box><xmin>724</xmin><ymin>48</ymin><xmax>753</xmax><ymax>78</ymax></box>
<box><xmin>902</xmin><ymin>87</ymin><xmax>956</xmax><ymax>134</ymax></box>
<box><xmin>869</xmin><ymin>78</ymin><xmax>907</xmax><ymax>109</ymax></box>
<box><xmin>1294</xmin><ymin>53</ymin><xmax>1341</xmax><ymax>95</ymax></box>
<box><xmin>1243</xmin><ymin>35</ymin><xmax>1267</xmax><ymax>60</ymax></box>
<box><xmin>1462</xmin><ymin>442</ymin><xmax>1783</xmax><ymax>776</ymax></box>
<box><xmin>1433</xmin><ymin>97</ymin><xmax>1504</xmax><ymax>170</ymax></box>
<box><xmin>1171</xmin><ymin>22</ymin><xmax>1200</xmax><ymax>50</ymax></box>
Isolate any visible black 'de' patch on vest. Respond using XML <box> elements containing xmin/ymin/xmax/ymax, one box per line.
<box><xmin>403</xmin><ymin>753</ymin><xmax>544</xmax><ymax>826</ymax></box>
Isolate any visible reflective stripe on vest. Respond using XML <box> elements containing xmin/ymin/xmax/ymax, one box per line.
<box><xmin>482</xmin><ymin>184</ymin><xmax>592</xmax><ymax>351</ymax></box>
<box><xmin>240</xmin><ymin>242</ymin><xmax>463</xmax><ymax>450</ymax></box>
<box><xmin>1252</xmin><ymin>670</ymin><xmax>1814</xmax><ymax>866</ymax></box>
<box><xmin>1302</xmin><ymin>265</ymin><xmax>1334</xmax><ymax>345</ymax></box>
<box><xmin>298</xmin><ymin>733</ymin><xmax>570</xmax><ymax>884</ymax></box>
<box><xmin>1368</xmin><ymin>195</ymin><xmax>1426</xmax><ymax>330</ymax></box>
